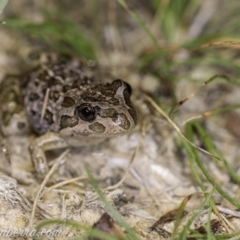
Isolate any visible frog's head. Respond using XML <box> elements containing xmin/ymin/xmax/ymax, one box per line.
<box><xmin>59</xmin><ymin>79</ymin><xmax>137</xmax><ymax>146</ymax></box>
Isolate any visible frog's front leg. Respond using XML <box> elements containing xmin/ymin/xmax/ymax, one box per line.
<box><xmin>29</xmin><ymin>132</ymin><xmax>69</xmax><ymax>177</ymax></box>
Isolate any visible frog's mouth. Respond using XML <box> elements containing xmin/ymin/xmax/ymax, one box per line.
<box><xmin>59</xmin><ymin>113</ymin><xmax>136</xmax><ymax>147</ymax></box>
<box><xmin>61</xmin><ymin>131</ymin><xmax>109</xmax><ymax>147</ymax></box>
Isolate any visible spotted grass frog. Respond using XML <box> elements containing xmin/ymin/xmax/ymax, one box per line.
<box><xmin>0</xmin><ymin>56</ymin><xmax>137</xmax><ymax>177</ymax></box>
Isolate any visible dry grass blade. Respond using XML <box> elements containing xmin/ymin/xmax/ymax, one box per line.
<box><xmin>211</xmin><ymin>204</ymin><xmax>232</xmax><ymax>233</ymax></box>
<box><xmin>169</xmin><ymin>94</ymin><xmax>194</xmax><ymax>119</ymax></box>
<box><xmin>105</xmin><ymin>142</ymin><xmax>139</xmax><ymax>191</ymax></box>
<box><xmin>203</xmin><ymin>74</ymin><xmax>230</xmax><ymax>85</ymax></box>
<box><xmin>217</xmin><ymin>206</ymin><xmax>240</xmax><ymax>218</ymax></box>
<box><xmin>40</xmin><ymin>88</ymin><xmax>50</xmax><ymax>123</ymax></box>
<box><xmin>182</xmin><ymin>104</ymin><xmax>240</xmax><ymax>125</ymax></box>
<box><xmin>179</xmin><ymin>187</ymin><xmax>216</xmax><ymax>239</ymax></box>
<box><xmin>142</xmin><ymin>91</ymin><xmax>221</xmax><ymax>161</ymax></box>
<box><xmin>29</xmin><ymin>149</ymin><xmax>69</xmax><ymax>228</ymax></box>
<box><xmin>150</xmin><ymin>208</ymin><xmax>188</xmax><ymax>231</ymax></box>
<box><xmin>89</xmin><ymin>212</ymin><xmax>126</xmax><ymax>240</ymax></box>
<box><xmin>42</xmin><ymin>175</ymin><xmax>87</xmax><ymax>195</ymax></box>
<box><xmin>171</xmin><ymin>192</ymin><xmax>208</xmax><ymax>240</ymax></box>
<box><xmin>182</xmin><ymin>112</ymin><xmax>212</xmax><ymax>125</ymax></box>
<box><xmin>171</xmin><ymin>74</ymin><xmax>232</xmax><ymax>124</ymax></box>
<box><xmin>199</xmin><ymin>39</ymin><xmax>240</xmax><ymax>49</ymax></box>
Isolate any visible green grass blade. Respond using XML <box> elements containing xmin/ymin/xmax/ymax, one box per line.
<box><xmin>36</xmin><ymin>219</ymin><xmax>122</xmax><ymax>240</ymax></box>
<box><xmin>5</xmin><ymin>17</ymin><xmax>97</xmax><ymax>60</ymax></box>
<box><xmin>179</xmin><ymin>187</ymin><xmax>216</xmax><ymax>239</ymax></box>
<box><xmin>86</xmin><ymin>165</ymin><xmax>139</xmax><ymax>240</ymax></box>
<box><xmin>0</xmin><ymin>0</ymin><xmax>8</xmax><ymax>15</ymax></box>
<box><xmin>185</xmin><ymin>122</ymin><xmax>240</xmax><ymax>209</ymax></box>
<box><xmin>116</xmin><ymin>0</ymin><xmax>171</xmax><ymax>75</ymax></box>
<box><xmin>192</xmin><ymin>121</ymin><xmax>240</xmax><ymax>185</ymax></box>
<box><xmin>117</xmin><ymin>0</ymin><xmax>162</xmax><ymax>53</ymax></box>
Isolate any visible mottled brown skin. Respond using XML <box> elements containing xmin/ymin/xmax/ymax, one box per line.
<box><xmin>0</xmin><ymin>57</ymin><xmax>137</xmax><ymax>176</ymax></box>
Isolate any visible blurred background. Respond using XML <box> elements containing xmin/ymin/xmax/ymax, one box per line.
<box><xmin>1</xmin><ymin>0</ymin><xmax>240</xmax><ymax>238</ymax></box>
<box><xmin>1</xmin><ymin>0</ymin><xmax>240</xmax><ymax>104</ymax></box>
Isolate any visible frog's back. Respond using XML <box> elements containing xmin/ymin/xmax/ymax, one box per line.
<box><xmin>1</xmin><ymin>55</ymin><xmax>137</xmax><ymax>144</ymax></box>
<box><xmin>23</xmin><ymin>59</ymin><xmax>95</xmax><ymax>134</ymax></box>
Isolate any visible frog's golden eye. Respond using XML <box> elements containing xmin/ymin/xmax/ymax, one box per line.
<box><xmin>75</xmin><ymin>103</ymin><xmax>97</xmax><ymax>121</ymax></box>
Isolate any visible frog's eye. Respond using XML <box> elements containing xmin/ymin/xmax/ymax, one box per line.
<box><xmin>75</xmin><ymin>104</ymin><xmax>97</xmax><ymax>121</ymax></box>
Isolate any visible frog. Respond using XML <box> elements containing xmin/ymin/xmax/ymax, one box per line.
<box><xmin>0</xmin><ymin>56</ymin><xmax>138</xmax><ymax>177</ymax></box>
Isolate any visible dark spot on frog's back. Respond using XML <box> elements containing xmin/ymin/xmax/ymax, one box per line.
<box><xmin>44</xmin><ymin>109</ymin><xmax>54</xmax><ymax>125</ymax></box>
<box><xmin>63</xmin><ymin>85</ymin><xmax>72</xmax><ymax>93</ymax></box>
<box><xmin>29</xmin><ymin>92</ymin><xmax>39</xmax><ymax>102</ymax></box>
<box><xmin>38</xmin><ymin>70</ymin><xmax>49</xmax><ymax>81</ymax></box>
<box><xmin>82</xmin><ymin>96</ymin><xmax>97</xmax><ymax>102</ymax></box>
<box><xmin>31</xmin><ymin>110</ymin><xmax>37</xmax><ymax>116</ymax></box>
<box><xmin>61</xmin><ymin>96</ymin><xmax>75</xmax><ymax>108</ymax></box>
<box><xmin>89</xmin><ymin>122</ymin><xmax>106</xmax><ymax>133</ymax></box>
<box><xmin>34</xmin><ymin>80</ymin><xmax>40</xmax><ymax>87</ymax></box>
<box><xmin>111</xmin><ymin>79</ymin><xmax>123</xmax><ymax>91</ymax></box>
<box><xmin>60</xmin><ymin>115</ymin><xmax>78</xmax><ymax>129</ymax></box>
<box><xmin>49</xmin><ymin>90</ymin><xmax>60</xmax><ymax>102</ymax></box>
<box><xmin>48</xmin><ymin>77</ymin><xmax>61</xmax><ymax>87</ymax></box>
<box><xmin>100</xmin><ymin>108</ymin><xmax>118</xmax><ymax>120</ymax></box>
<box><xmin>17</xmin><ymin>122</ymin><xmax>26</xmax><ymax>130</ymax></box>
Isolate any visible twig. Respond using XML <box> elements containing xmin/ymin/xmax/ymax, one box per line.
<box><xmin>105</xmin><ymin>143</ymin><xmax>139</xmax><ymax>191</ymax></box>
<box><xmin>142</xmin><ymin>91</ymin><xmax>221</xmax><ymax>161</ymax></box>
<box><xmin>42</xmin><ymin>175</ymin><xmax>87</xmax><ymax>196</ymax></box>
<box><xmin>40</xmin><ymin>88</ymin><xmax>50</xmax><ymax>123</ymax></box>
<box><xmin>29</xmin><ymin>149</ymin><xmax>69</xmax><ymax>228</ymax></box>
